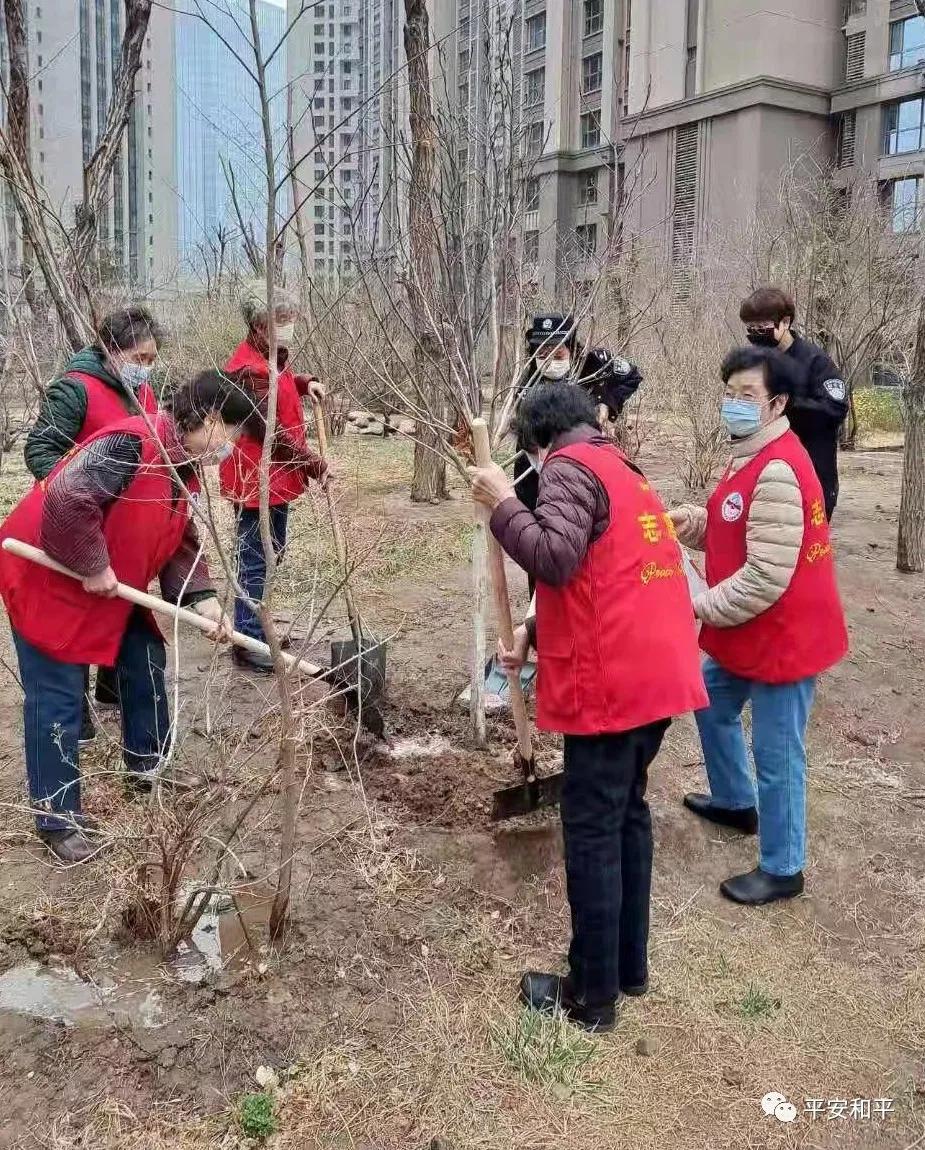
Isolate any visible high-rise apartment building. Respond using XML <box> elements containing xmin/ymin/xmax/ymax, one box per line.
<box><xmin>0</xmin><ymin>0</ymin><xmax>178</xmax><ymax>290</ymax></box>
<box><xmin>287</xmin><ymin>0</ymin><xmax>366</xmax><ymax>281</ymax></box>
<box><xmin>444</xmin><ymin>0</ymin><xmax>623</xmax><ymax>297</ymax></box>
<box><xmin>174</xmin><ymin>0</ymin><xmax>288</xmax><ymax>278</ymax></box>
<box><xmin>619</xmin><ymin>1</ymin><xmax>925</xmax><ymax>289</ymax></box>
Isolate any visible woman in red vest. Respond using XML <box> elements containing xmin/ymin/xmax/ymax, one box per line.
<box><xmin>470</xmin><ymin>382</ymin><xmax>707</xmax><ymax>1032</ymax></box>
<box><xmin>24</xmin><ymin>307</ymin><xmax>162</xmax><ymax>734</ymax></box>
<box><xmin>221</xmin><ymin>284</ymin><xmax>328</xmax><ymax>672</ymax></box>
<box><xmin>0</xmin><ymin>370</ymin><xmax>252</xmax><ymax>865</ymax></box>
<box><xmin>671</xmin><ymin>346</ymin><xmax>848</xmax><ymax>906</ymax></box>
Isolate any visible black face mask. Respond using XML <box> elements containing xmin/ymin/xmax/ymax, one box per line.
<box><xmin>746</xmin><ymin>327</ymin><xmax>780</xmax><ymax>348</ymax></box>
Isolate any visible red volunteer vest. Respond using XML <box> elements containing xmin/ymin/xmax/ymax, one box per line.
<box><xmin>699</xmin><ymin>429</ymin><xmax>848</xmax><ymax>683</ymax></box>
<box><xmin>67</xmin><ymin>369</ymin><xmax>158</xmax><ymax>444</ymax></box>
<box><xmin>219</xmin><ymin>339</ymin><xmax>308</xmax><ymax>507</ymax></box>
<box><xmin>534</xmin><ymin>442</ymin><xmax>708</xmax><ymax>735</ymax></box>
<box><xmin>0</xmin><ymin>415</ymin><xmax>198</xmax><ymax>665</ymax></box>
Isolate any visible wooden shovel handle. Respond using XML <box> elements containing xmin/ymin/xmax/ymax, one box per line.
<box><xmin>1</xmin><ymin>538</ymin><xmax>323</xmax><ymax>677</ymax></box>
<box><xmin>471</xmin><ymin>420</ymin><xmax>533</xmax><ymax>762</ymax></box>
<box><xmin>309</xmin><ymin>396</ymin><xmax>362</xmax><ymax>646</ymax></box>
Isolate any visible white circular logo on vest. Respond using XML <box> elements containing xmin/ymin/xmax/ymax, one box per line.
<box><xmin>721</xmin><ymin>492</ymin><xmax>744</xmax><ymax>522</ymax></box>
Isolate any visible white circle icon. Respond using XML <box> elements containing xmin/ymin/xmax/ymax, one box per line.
<box><xmin>761</xmin><ymin>1092</ymin><xmax>787</xmax><ymax>1116</ymax></box>
<box><xmin>774</xmin><ymin>1102</ymin><xmax>798</xmax><ymax>1123</ymax></box>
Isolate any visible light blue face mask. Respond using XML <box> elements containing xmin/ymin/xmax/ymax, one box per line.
<box><xmin>721</xmin><ymin>398</ymin><xmax>762</xmax><ymax>439</ymax></box>
<box><xmin>119</xmin><ymin>362</ymin><xmax>153</xmax><ymax>392</ymax></box>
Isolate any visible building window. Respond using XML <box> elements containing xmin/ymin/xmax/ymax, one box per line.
<box><xmin>525</xmin><ymin>13</ymin><xmax>546</xmax><ymax>52</ymax></box>
<box><xmin>576</xmin><ymin>223</ymin><xmax>597</xmax><ymax>259</ymax></box>
<box><xmin>524</xmin><ymin>67</ymin><xmax>545</xmax><ymax>108</ymax></box>
<box><xmin>580</xmin><ymin>109</ymin><xmax>601</xmax><ymax>149</ymax></box>
<box><xmin>525</xmin><ymin>121</ymin><xmax>544</xmax><ymax>156</ymax></box>
<box><xmin>524</xmin><ymin>230</ymin><xmax>539</xmax><ymax>264</ymax></box>
<box><xmin>889</xmin><ymin>17</ymin><xmax>925</xmax><ymax>73</ymax></box>
<box><xmin>582</xmin><ymin>53</ymin><xmax>602</xmax><ymax>94</ymax></box>
<box><xmin>584</xmin><ymin>0</ymin><xmax>603</xmax><ymax>36</ymax></box>
<box><xmin>580</xmin><ymin>170</ymin><xmax>599</xmax><ymax>205</ymax></box>
<box><xmin>884</xmin><ymin>98</ymin><xmax>925</xmax><ymax>155</ymax></box>
<box><xmin>525</xmin><ymin>175</ymin><xmax>540</xmax><ymax>212</ymax></box>
<box><xmin>888</xmin><ymin>176</ymin><xmax>924</xmax><ymax>233</ymax></box>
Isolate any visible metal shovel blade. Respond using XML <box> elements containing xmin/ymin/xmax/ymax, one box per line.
<box><xmin>491</xmin><ymin>768</ymin><xmax>564</xmax><ymax>821</ymax></box>
<box><xmin>326</xmin><ymin>638</ymin><xmax>387</xmax><ymax>737</ymax></box>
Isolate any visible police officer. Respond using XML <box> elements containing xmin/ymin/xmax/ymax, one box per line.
<box><xmin>513</xmin><ymin>315</ymin><xmax>642</xmax><ymax>516</ymax></box>
<box><xmin>740</xmin><ymin>287</ymin><xmax>848</xmax><ymax>519</ymax></box>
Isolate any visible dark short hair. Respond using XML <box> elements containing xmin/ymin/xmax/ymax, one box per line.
<box><xmin>516</xmin><ymin>381</ymin><xmax>599</xmax><ymax>450</ymax></box>
<box><xmin>170</xmin><ymin>369</ymin><xmax>254</xmax><ymax>432</ymax></box>
<box><xmin>739</xmin><ymin>287</ymin><xmax>796</xmax><ymax>326</ymax></box>
<box><xmin>721</xmin><ymin>346</ymin><xmax>801</xmax><ymax>398</ymax></box>
<box><xmin>96</xmin><ymin>306</ymin><xmax>163</xmax><ymax>353</ymax></box>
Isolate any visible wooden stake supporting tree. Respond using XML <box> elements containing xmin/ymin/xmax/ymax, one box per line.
<box><xmin>472</xmin><ymin>419</ymin><xmax>534</xmax><ymax>768</ymax></box>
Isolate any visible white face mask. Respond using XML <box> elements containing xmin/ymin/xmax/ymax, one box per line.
<box><xmin>200</xmin><ymin>441</ymin><xmax>235</xmax><ymax>466</ymax></box>
<box><xmin>275</xmin><ymin>322</ymin><xmax>295</xmax><ymax>347</ymax></box>
<box><xmin>537</xmin><ymin>356</ymin><xmax>571</xmax><ymax>381</ymax></box>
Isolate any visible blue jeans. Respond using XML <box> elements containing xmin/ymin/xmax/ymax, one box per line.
<box><xmin>695</xmin><ymin>657</ymin><xmax>816</xmax><ymax>877</ymax></box>
<box><xmin>234</xmin><ymin>504</ymin><xmax>289</xmax><ymax>642</ymax></box>
<box><xmin>13</xmin><ymin>609</ymin><xmax>170</xmax><ymax>832</ymax></box>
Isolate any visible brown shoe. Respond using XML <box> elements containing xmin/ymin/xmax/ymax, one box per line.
<box><xmin>37</xmin><ymin>828</ymin><xmax>101</xmax><ymax>864</ymax></box>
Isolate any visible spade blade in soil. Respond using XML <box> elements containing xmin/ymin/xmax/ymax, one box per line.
<box><xmin>491</xmin><ymin>771</ymin><xmax>564</xmax><ymax>821</ymax></box>
<box><xmin>326</xmin><ymin>638</ymin><xmax>387</xmax><ymax>738</ymax></box>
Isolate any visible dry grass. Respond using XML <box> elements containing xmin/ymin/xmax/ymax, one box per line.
<box><xmin>3</xmin><ymin>435</ymin><xmax>925</xmax><ymax>1150</ymax></box>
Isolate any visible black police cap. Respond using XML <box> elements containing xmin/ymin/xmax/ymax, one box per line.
<box><xmin>525</xmin><ymin>314</ymin><xmax>578</xmax><ymax>350</ymax></box>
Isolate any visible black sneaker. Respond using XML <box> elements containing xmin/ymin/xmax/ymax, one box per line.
<box><xmin>519</xmin><ymin>972</ymin><xmax>616</xmax><ymax>1033</ymax></box>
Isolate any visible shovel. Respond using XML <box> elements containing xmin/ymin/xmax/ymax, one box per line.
<box><xmin>471</xmin><ymin>420</ymin><xmax>563</xmax><ymax>821</ymax></box>
<box><xmin>1</xmin><ymin>538</ymin><xmax>385</xmax><ymax>733</ymax></box>
<box><xmin>310</xmin><ymin>397</ymin><xmax>386</xmax><ymax>738</ymax></box>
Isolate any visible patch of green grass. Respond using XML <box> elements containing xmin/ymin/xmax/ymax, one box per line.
<box><xmin>488</xmin><ymin>1007</ymin><xmax>602</xmax><ymax>1090</ymax></box>
<box><xmin>236</xmin><ymin>1091</ymin><xmax>278</xmax><ymax>1140</ymax></box>
<box><xmin>739</xmin><ymin>982</ymin><xmax>780</xmax><ymax>1020</ymax></box>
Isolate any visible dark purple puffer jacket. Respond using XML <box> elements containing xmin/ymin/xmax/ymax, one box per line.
<box><xmin>490</xmin><ymin>424</ymin><xmax>613</xmax><ymax>589</ymax></box>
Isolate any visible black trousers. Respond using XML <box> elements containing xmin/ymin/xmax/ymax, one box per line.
<box><xmin>561</xmin><ymin>720</ymin><xmax>669</xmax><ymax>1006</ymax></box>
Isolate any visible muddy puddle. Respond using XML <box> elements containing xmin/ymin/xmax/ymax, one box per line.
<box><xmin>0</xmin><ymin>960</ymin><xmax>165</xmax><ymax>1029</ymax></box>
<box><xmin>0</xmin><ymin>887</ymin><xmax>273</xmax><ymax>1032</ymax></box>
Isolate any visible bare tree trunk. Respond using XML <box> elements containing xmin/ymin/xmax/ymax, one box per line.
<box><xmin>286</xmin><ymin>87</ymin><xmax>310</xmax><ymax>302</ymax></box>
<box><xmin>898</xmin><ymin>298</ymin><xmax>925</xmax><ymax>573</ymax></box>
<box><xmin>403</xmin><ymin>0</ymin><xmax>448</xmax><ymax>503</ymax></box>
<box><xmin>237</xmin><ymin>0</ymin><xmax>300</xmax><ymax>941</ymax></box>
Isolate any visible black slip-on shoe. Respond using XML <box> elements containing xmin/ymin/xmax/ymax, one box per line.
<box><xmin>720</xmin><ymin>866</ymin><xmax>804</xmax><ymax>906</ymax></box>
<box><xmin>683</xmin><ymin>792</ymin><xmax>758</xmax><ymax>835</ymax></box>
